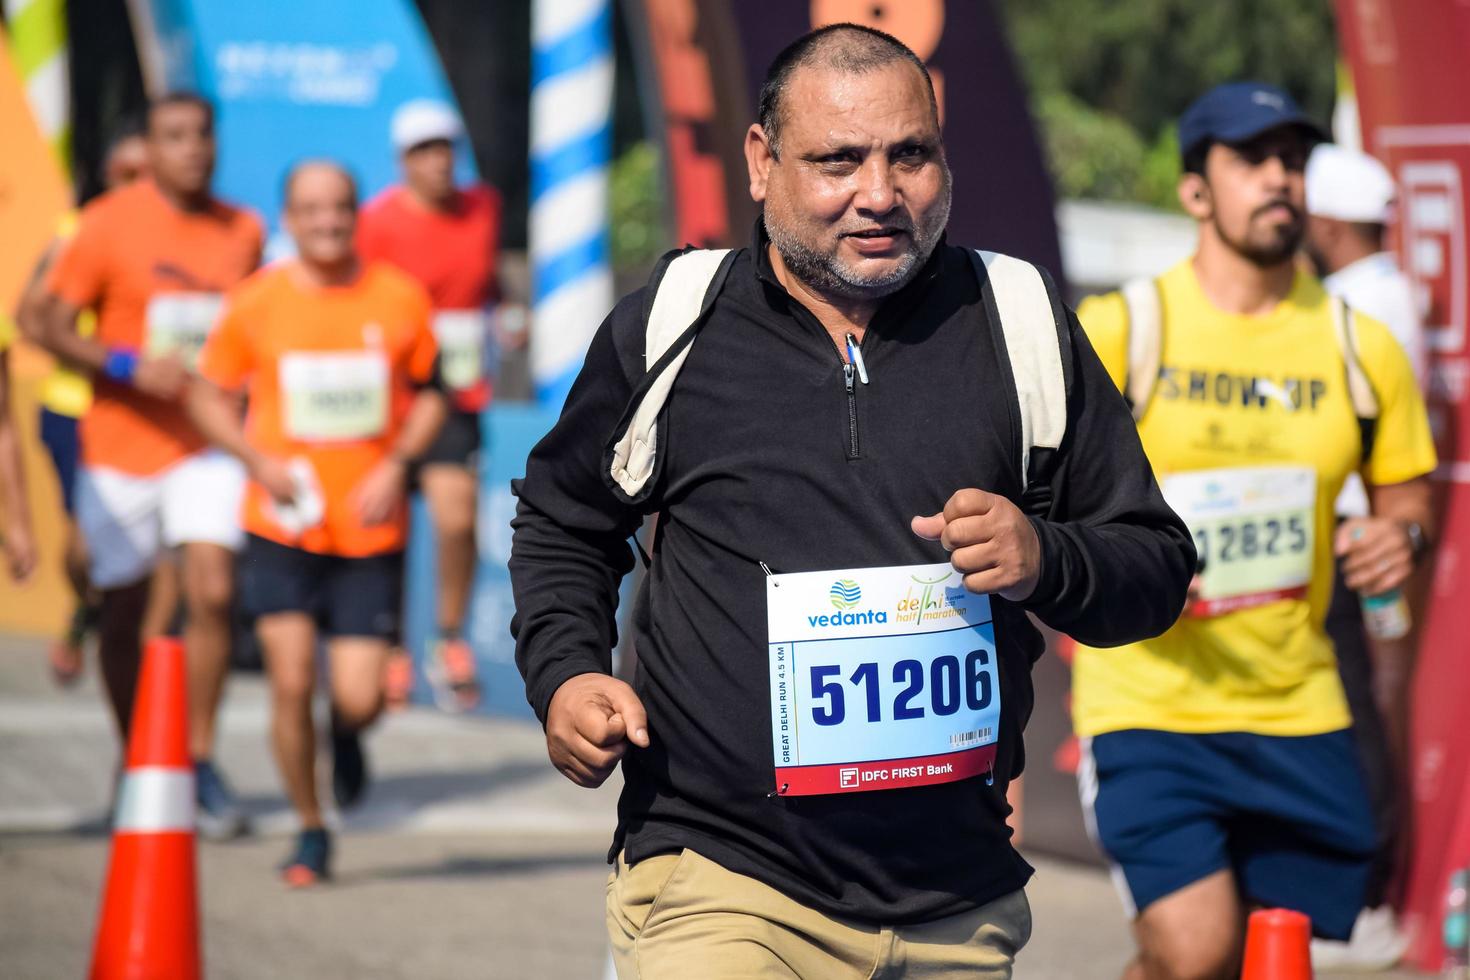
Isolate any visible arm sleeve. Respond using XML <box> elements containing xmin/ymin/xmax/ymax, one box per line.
<box><xmin>44</xmin><ymin>209</ymin><xmax>109</xmax><ymax>310</ymax></box>
<box><xmin>196</xmin><ymin>293</ymin><xmax>254</xmax><ymax>390</ymax></box>
<box><xmin>1020</xmin><ymin>310</ymin><xmax>1196</xmax><ymax>645</ymax></box>
<box><xmin>1357</xmin><ymin>314</ymin><xmax>1438</xmax><ymax>486</ymax></box>
<box><xmin>508</xmin><ymin>294</ymin><xmax>646</xmax><ymax>724</ymax></box>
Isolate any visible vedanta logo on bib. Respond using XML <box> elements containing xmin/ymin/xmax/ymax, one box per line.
<box><xmin>829</xmin><ymin>579</ymin><xmax>861</xmax><ymax>610</ymax></box>
<box><xmin>807</xmin><ymin>608</ymin><xmax>889</xmax><ymax>628</ymax></box>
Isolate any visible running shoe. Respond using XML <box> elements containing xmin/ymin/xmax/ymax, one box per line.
<box><xmin>1310</xmin><ymin>905</ymin><xmax>1409</xmax><ymax>972</ymax></box>
<box><xmin>426</xmin><ymin>636</ymin><xmax>482</xmax><ymax>712</ymax></box>
<box><xmin>331</xmin><ymin>719</ymin><xmax>369</xmax><ymax>809</ymax></box>
<box><xmin>383</xmin><ymin>647</ymin><xmax>414</xmax><ymax>710</ymax></box>
<box><xmin>195</xmin><ymin>759</ymin><xmax>250</xmax><ymax>840</ymax></box>
<box><xmin>48</xmin><ymin>638</ymin><xmax>83</xmax><ymax>687</ymax></box>
<box><xmin>48</xmin><ymin>602</ymin><xmax>97</xmax><ymax>687</ymax></box>
<box><xmin>279</xmin><ymin>827</ymin><xmax>331</xmax><ymax>887</ymax></box>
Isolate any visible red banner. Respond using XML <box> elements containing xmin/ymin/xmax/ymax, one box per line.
<box><xmin>776</xmin><ymin>744</ymin><xmax>997</xmax><ymax>796</ymax></box>
<box><xmin>1334</xmin><ymin>1</ymin><xmax>1470</xmax><ymax>970</ymax></box>
<box><xmin>632</xmin><ymin>0</ymin><xmax>1064</xmax><ymax>278</ymax></box>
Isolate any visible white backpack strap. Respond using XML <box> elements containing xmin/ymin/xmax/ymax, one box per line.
<box><xmin>1330</xmin><ymin>296</ymin><xmax>1380</xmax><ymax>419</ymax></box>
<box><xmin>975</xmin><ymin>251</ymin><xmax>1068</xmax><ymax>493</ymax></box>
<box><xmin>608</xmin><ymin>248</ymin><xmax>732</xmax><ymax>500</ymax></box>
<box><xmin>1121</xmin><ymin>277</ymin><xmax>1162</xmax><ymax>420</ymax></box>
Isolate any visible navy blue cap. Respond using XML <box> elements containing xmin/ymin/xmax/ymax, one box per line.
<box><xmin>1178</xmin><ymin>82</ymin><xmax>1326</xmax><ymax>162</ymax></box>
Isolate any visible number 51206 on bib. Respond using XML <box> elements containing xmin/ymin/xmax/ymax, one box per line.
<box><xmin>766</xmin><ymin>562</ymin><xmax>1001</xmax><ymax>796</ymax></box>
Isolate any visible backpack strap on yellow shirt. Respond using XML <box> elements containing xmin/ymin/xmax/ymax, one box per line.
<box><xmin>1121</xmin><ymin>277</ymin><xmax>1163</xmax><ymax>420</ymax></box>
<box><xmin>1329</xmin><ymin>295</ymin><xmax>1380</xmax><ymax>463</ymax></box>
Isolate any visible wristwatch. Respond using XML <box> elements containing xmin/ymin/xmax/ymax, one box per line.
<box><xmin>1401</xmin><ymin>520</ymin><xmax>1429</xmax><ymax>562</ymax></box>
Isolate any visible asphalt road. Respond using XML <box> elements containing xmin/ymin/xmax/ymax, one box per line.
<box><xmin>0</xmin><ymin>634</ymin><xmax>1419</xmax><ymax>978</ymax></box>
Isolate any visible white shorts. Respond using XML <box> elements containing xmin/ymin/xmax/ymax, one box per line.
<box><xmin>76</xmin><ymin>451</ymin><xmax>246</xmax><ymax>589</ymax></box>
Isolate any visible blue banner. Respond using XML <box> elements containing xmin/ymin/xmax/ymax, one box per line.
<box><xmin>135</xmin><ymin>0</ymin><xmax>475</xmax><ymax>243</ymax></box>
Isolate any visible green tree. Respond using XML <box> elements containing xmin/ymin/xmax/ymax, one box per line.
<box><xmin>998</xmin><ymin>0</ymin><xmax>1337</xmax><ymax>207</ymax></box>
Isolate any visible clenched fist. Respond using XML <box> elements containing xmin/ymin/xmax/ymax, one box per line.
<box><xmin>912</xmin><ymin>488</ymin><xmax>1042</xmax><ymax>601</ymax></box>
<box><xmin>545</xmin><ymin>672</ymin><xmax>650</xmax><ymax>788</ymax></box>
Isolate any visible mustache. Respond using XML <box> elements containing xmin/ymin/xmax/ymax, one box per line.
<box><xmin>838</xmin><ymin>221</ymin><xmax>914</xmax><ymax>237</ymax></box>
<box><xmin>1252</xmin><ymin>198</ymin><xmax>1302</xmax><ymax>222</ymax></box>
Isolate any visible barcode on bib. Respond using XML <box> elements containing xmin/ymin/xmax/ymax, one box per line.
<box><xmin>950</xmin><ymin>727</ymin><xmax>992</xmax><ymax>748</ymax></box>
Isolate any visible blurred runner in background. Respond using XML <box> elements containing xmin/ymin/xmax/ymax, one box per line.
<box><xmin>1073</xmin><ymin>83</ymin><xmax>1437</xmax><ymax>979</ymax></box>
<box><xmin>358</xmin><ymin>99</ymin><xmax>501</xmax><ymax>712</ymax></box>
<box><xmin>16</xmin><ymin>127</ymin><xmax>149</xmax><ymax>685</ymax></box>
<box><xmin>0</xmin><ymin>313</ymin><xmax>37</xmax><ymax>585</ymax></box>
<box><xmin>192</xmin><ymin>160</ymin><xmax>447</xmax><ymax>886</ymax></box>
<box><xmin>29</xmin><ymin>94</ymin><xmax>262</xmax><ymax>840</ymax></box>
<box><xmin>1305</xmin><ymin>142</ymin><xmax>1428</xmax><ymax>969</ymax></box>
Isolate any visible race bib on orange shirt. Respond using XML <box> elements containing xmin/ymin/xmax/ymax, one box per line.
<box><xmin>767</xmin><ymin>562</ymin><xmax>1001</xmax><ymax>796</ymax></box>
<box><xmin>1162</xmin><ymin>466</ymin><xmax>1316</xmax><ymax>617</ymax></box>
<box><xmin>432</xmin><ymin>310</ymin><xmax>487</xmax><ymax>391</ymax></box>
<box><xmin>279</xmin><ymin>350</ymin><xmax>389</xmax><ymax>442</ymax></box>
<box><xmin>145</xmin><ymin>292</ymin><xmax>224</xmax><ymax>369</ymax></box>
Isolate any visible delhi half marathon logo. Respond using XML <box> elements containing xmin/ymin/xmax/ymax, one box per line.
<box><xmin>897</xmin><ymin>571</ymin><xmax>967</xmax><ymax>624</ymax></box>
<box><xmin>830</xmin><ymin>579</ymin><xmax>862</xmax><ymax>610</ymax></box>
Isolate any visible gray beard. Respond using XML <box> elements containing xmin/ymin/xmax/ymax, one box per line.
<box><xmin>766</xmin><ymin>194</ymin><xmax>952</xmax><ymax>303</ymax></box>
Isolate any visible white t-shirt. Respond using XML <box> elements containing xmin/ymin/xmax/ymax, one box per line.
<box><xmin>1324</xmin><ymin>252</ymin><xmax>1427</xmax><ymax>387</ymax></box>
<box><xmin>1325</xmin><ymin>252</ymin><xmax>1427</xmax><ymax>517</ymax></box>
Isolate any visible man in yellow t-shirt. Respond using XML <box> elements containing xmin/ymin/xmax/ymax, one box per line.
<box><xmin>1073</xmin><ymin>83</ymin><xmax>1436</xmax><ymax>979</ymax></box>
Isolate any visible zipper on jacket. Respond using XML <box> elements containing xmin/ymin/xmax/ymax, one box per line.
<box><xmin>843</xmin><ymin>362</ymin><xmax>860</xmax><ymax>459</ymax></box>
<box><xmin>810</xmin><ymin>321</ymin><xmax>868</xmax><ymax>461</ymax></box>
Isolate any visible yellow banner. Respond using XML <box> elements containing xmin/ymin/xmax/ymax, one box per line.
<box><xmin>0</xmin><ymin>24</ymin><xmax>71</xmax><ymax>636</ymax></box>
<box><xmin>0</xmin><ymin>24</ymin><xmax>68</xmax><ymax>320</ymax></box>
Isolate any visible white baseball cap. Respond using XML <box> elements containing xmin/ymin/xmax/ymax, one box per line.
<box><xmin>1306</xmin><ymin>143</ymin><xmax>1397</xmax><ymax>223</ymax></box>
<box><xmin>390</xmin><ymin>99</ymin><xmax>463</xmax><ymax>154</ymax></box>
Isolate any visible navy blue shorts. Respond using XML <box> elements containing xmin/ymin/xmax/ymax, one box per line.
<box><xmin>1080</xmin><ymin>728</ymin><xmax>1376</xmax><ymax>940</ymax></box>
<box><xmin>239</xmin><ymin>534</ymin><xmax>403</xmax><ymax>640</ymax></box>
<box><xmin>39</xmin><ymin>408</ymin><xmax>79</xmax><ymax>515</ymax></box>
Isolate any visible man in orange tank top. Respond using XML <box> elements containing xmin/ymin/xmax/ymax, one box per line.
<box><xmin>192</xmin><ymin>161</ymin><xmax>448</xmax><ymax>884</ymax></box>
<box><xmin>33</xmin><ymin>94</ymin><xmax>261</xmax><ymax>840</ymax></box>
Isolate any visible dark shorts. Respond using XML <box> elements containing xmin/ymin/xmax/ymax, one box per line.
<box><xmin>1081</xmin><ymin>728</ymin><xmax>1376</xmax><ymax>940</ymax></box>
<box><xmin>39</xmin><ymin>408</ymin><xmax>80</xmax><ymax>514</ymax></box>
<box><xmin>416</xmin><ymin>409</ymin><xmax>482</xmax><ymax>470</ymax></box>
<box><xmin>239</xmin><ymin>534</ymin><xmax>403</xmax><ymax>640</ymax></box>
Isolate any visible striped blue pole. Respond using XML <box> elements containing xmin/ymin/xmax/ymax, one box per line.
<box><xmin>530</xmin><ymin>0</ymin><xmax>614</xmax><ymax>410</ymax></box>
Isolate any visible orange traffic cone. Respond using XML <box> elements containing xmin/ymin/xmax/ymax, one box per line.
<box><xmin>90</xmin><ymin>637</ymin><xmax>201</xmax><ymax>980</ymax></box>
<box><xmin>1241</xmin><ymin>908</ymin><xmax>1313</xmax><ymax>979</ymax></box>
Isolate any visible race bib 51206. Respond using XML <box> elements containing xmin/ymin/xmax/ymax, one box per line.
<box><xmin>766</xmin><ymin>562</ymin><xmax>1001</xmax><ymax>796</ymax></box>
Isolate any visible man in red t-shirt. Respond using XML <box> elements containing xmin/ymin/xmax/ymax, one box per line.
<box><xmin>358</xmin><ymin>100</ymin><xmax>503</xmax><ymax>711</ymax></box>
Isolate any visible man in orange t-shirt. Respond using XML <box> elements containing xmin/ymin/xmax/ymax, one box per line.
<box><xmin>33</xmin><ymin>94</ymin><xmax>261</xmax><ymax>840</ymax></box>
<box><xmin>192</xmin><ymin>161</ymin><xmax>448</xmax><ymax>885</ymax></box>
<box><xmin>357</xmin><ymin>99</ymin><xmax>506</xmax><ymax>711</ymax></box>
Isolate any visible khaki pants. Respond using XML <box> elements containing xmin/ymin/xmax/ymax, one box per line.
<box><xmin>607</xmin><ymin>849</ymin><xmax>1031</xmax><ymax>979</ymax></box>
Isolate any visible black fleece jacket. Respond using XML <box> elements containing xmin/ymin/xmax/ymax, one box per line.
<box><xmin>509</xmin><ymin>222</ymin><xmax>1194</xmax><ymax>925</ymax></box>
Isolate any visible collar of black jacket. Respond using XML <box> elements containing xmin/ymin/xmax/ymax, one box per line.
<box><xmin>748</xmin><ymin>214</ymin><xmax>949</xmax><ymax>320</ymax></box>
